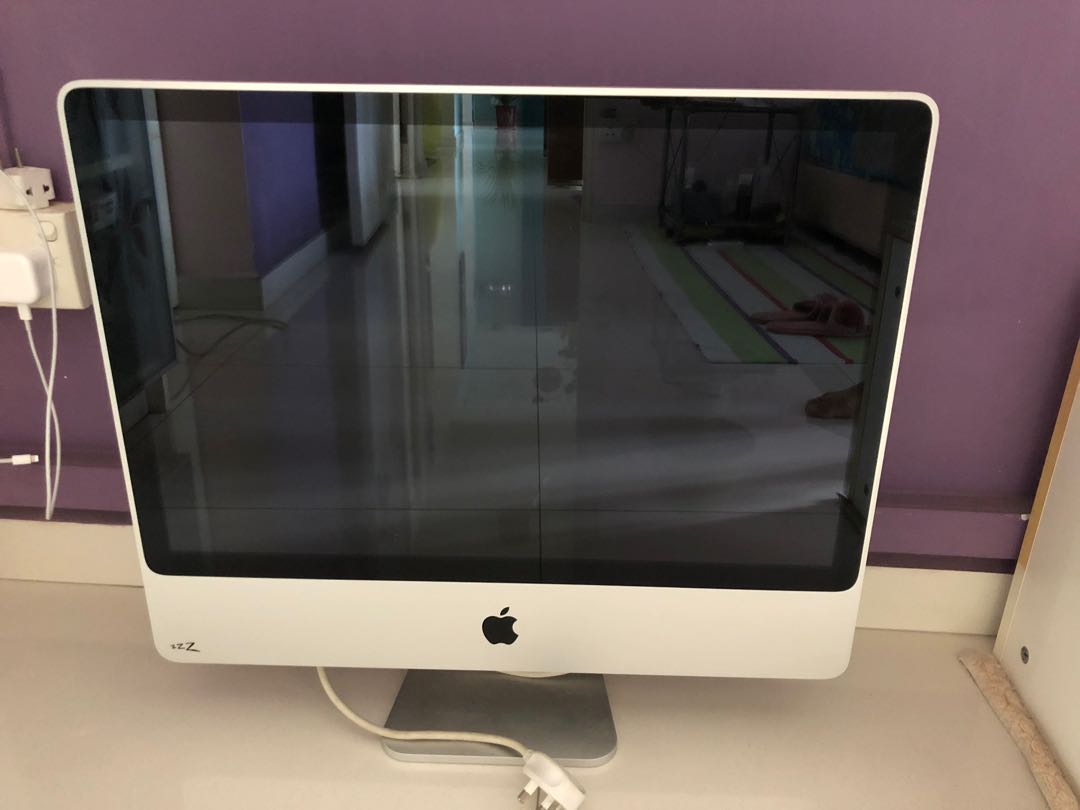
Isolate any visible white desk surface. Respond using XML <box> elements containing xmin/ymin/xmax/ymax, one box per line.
<box><xmin>1</xmin><ymin>580</ymin><xmax>1044</xmax><ymax>809</ymax></box>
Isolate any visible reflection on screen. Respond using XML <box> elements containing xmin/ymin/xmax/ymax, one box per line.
<box><xmin>66</xmin><ymin>89</ymin><xmax>932</xmax><ymax>590</ymax></box>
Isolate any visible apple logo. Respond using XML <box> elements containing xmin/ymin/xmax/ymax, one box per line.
<box><xmin>482</xmin><ymin>607</ymin><xmax>519</xmax><ymax>645</ymax></box>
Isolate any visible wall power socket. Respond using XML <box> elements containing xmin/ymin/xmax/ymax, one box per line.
<box><xmin>0</xmin><ymin>166</ymin><xmax>56</xmax><ymax>211</ymax></box>
<box><xmin>0</xmin><ymin>203</ymin><xmax>92</xmax><ymax>310</ymax></box>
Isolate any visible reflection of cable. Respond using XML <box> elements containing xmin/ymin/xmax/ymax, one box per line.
<box><xmin>2</xmin><ymin>168</ymin><xmax>61</xmax><ymax>520</ymax></box>
<box><xmin>175</xmin><ymin>313</ymin><xmax>289</xmax><ymax>326</ymax></box>
<box><xmin>173</xmin><ymin>313</ymin><xmax>287</xmax><ymax>358</ymax></box>
<box><xmin>759</xmin><ymin>130</ymin><xmax>799</xmax><ymax>198</ymax></box>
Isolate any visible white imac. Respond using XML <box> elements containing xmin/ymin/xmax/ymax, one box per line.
<box><xmin>59</xmin><ymin>81</ymin><xmax>936</xmax><ymax>713</ymax></box>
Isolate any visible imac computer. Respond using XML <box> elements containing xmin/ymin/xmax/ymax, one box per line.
<box><xmin>59</xmin><ymin>82</ymin><xmax>936</xmax><ymax>772</ymax></box>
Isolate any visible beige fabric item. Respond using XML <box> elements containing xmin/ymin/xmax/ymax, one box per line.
<box><xmin>959</xmin><ymin>651</ymin><xmax>1079</xmax><ymax>810</ymax></box>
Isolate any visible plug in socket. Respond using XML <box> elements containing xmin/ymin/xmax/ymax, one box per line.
<box><xmin>0</xmin><ymin>245</ymin><xmax>51</xmax><ymax>306</ymax></box>
<box><xmin>0</xmin><ymin>203</ymin><xmax>92</xmax><ymax>309</ymax></box>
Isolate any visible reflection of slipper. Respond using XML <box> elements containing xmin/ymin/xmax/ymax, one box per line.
<box><xmin>767</xmin><ymin>298</ymin><xmax>868</xmax><ymax>338</ymax></box>
<box><xmin>806</xmin><ymin>382</ymin><xmax>863</xmax><ymax>419</ymax></box>
<box><xmin>750</xmin><ymin>294</ymin><xmax>835</xmax><ymax>324</ymax></box>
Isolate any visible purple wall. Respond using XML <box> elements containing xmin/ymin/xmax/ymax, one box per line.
<box><xmin>239</xmin><ymin>92</ymin><xmax>323</xmax><ymax>276</ymax></box>
<box><xmin>1</xmin><ymin>0</ymin><xmax>1078</xmax><ymax>564</ymax></box>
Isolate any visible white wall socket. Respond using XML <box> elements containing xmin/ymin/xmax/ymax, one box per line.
<box><xmin>598</xmin><ymin>126</ymin><xmax>632</xmax><ymax>144</ymax></box>
<box><xmin>0</xmin><ymin>166</ymin><xmax>56</xmax><ymax>211</ymax></box>
<box><xmin>0</xmin><ymin>203</ymin><xmax>92</xmax><ymax>309</ymax></box>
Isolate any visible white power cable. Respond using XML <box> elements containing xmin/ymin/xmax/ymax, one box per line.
<box><xmin>21</xmin><ymin>318</ymin><xmax>62</xmax><ymax>511</ymax></box>
<box><xmin>316</xmin><ymin>666</ymin><xmax>528</xmax><ymax>756</ymax></box>
<box><xmin>315</xmin><ymin>667</ymin><xmax>587</xmax><ymax>809</ymax></box>
<box><xmin>2</xmin><ymin>168</ymin><xmax>61</xmax><ymax>520</ymax></box>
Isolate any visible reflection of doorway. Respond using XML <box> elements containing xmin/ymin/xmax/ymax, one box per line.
<box><xmin>345</xmin><ymin>93</ymin><xmax>395</xmax><ymax>247</ymax></box>
<box><xmin>68</xmin><ymin>89</ymin><xmax>178</xmax><ymax>427</ymax></box>
<box><xmin>312</xmin><ymin>92</ymin><xmax>349</xmax><ymax>242</ymax></box>
<box><xmin>545</xmin><ymin>98</ymin><xmax>584</xmax><ymax>186</ymax></box>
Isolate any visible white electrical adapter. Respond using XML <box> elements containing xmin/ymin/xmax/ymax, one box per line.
<box><xmin>0</xmin><ymin>166</ymin><xmax>55</xmax><ymax>211</ymax></box>
<box><xmin>0</xmin><ymin>246</ymin><xmax>52</xmax><ymax>306</ymax></box>
<box><xmin>0</xmin><ymin>203</ymin><xmax>92</xmax><ymax>310</ymax></box>
<box><xmin>519</xmin><ymin>751</ymin><xmax>587</xmax><ymax>810</ymax></box>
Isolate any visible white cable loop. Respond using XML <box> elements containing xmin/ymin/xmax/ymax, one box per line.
<box><xmin>315</xmin><ymin>667</ymin><xmax>529</xmax><ymax>757</ymax></box>
<box><xmin>21</xmin><ymin>319</ymin><xmax>62</xmax><ymax>509</ymax></box>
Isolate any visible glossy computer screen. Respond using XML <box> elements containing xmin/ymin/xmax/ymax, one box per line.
<box><xmin>65</xmin><ymin>88</ymin><xmax>933</xmax><ymax>590</ymax></box>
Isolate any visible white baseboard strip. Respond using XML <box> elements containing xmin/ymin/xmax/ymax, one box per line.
<box><xmin>857</xmin><ymin>565</ymin><xmax>1011</xmax><ymax>635</ymax></box>
<box><xmin>0</xmin><ymin>519</ymin><xmax>141</xmax><ymax>587</ymax></box>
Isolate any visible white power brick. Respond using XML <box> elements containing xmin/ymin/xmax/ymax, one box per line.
<box><xmin>0</xmin><ymin>245</ymin><xmax>51</xmax><ymax>306</ymax></box>
<box><xmin>0</xmin><ymin>203</ymin><xmax>92</xmax><ymax>309</ymax></box>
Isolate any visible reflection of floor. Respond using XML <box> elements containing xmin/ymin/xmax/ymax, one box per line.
<box><xmin>127</xmin><ymin>127</ymin><xmax>867</xmax><ymax>583</ymax></box>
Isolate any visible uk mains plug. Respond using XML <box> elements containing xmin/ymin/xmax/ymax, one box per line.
<box><xmin>0</xmin><ymin>245</ymin><xmax>51</xmax><ymax>307</ymax></box>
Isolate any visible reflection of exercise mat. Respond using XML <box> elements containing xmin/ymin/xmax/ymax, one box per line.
<box><xmin>629</xmin><ymin>226</ymin><xmax>872</xmax><ymax>365</ymax></box>
<box><xmin>782</xmin><ymin>241</ymin><xmax>877</xmax><ymax>309</ymax></box>
<box><xmin>627</xmin><ymin>226</ymin><xmax>785</xmax><ymax>364</ymax></box>
<box><xmin>687</xmin><ymin>241</ymin><xmax>874</xmax><ymax>364</ymax></box>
